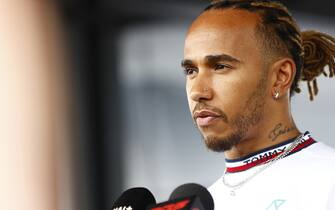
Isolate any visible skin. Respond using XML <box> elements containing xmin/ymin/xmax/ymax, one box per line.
<box><xmin>183</xmin><ymin>9</ymin><xmax>301</xmax><ymax>159</ymax></box>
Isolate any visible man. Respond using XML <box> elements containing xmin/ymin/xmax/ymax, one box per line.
<box><xmin>182</xmin><ymin>0</ymin><xmax>335</xmax><ymax>209</ymax></box>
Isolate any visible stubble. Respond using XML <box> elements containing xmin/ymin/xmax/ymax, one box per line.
<box><xmin>202</xmin><ymin>70</ymin><xmax>268</xmax><ymax>152</ymax></box>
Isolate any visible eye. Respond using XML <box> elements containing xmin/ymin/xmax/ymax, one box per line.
<box><xmin>214</xmin><ymin>63</ymin><xmax>230</xmax><ymax>70</ymax></box>
<box><xmin>183</xmin><ymin>67</ymin><xmax>198</xmax><ymax>76</ymax></box>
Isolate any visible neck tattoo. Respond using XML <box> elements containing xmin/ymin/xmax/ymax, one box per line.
<box><xmin>268</xmin><ymin>123</ymin><xmax>296</xmax><ymax>142</ymax></box>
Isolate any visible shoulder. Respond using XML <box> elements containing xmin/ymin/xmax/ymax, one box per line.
<box><xmin>207</xmin><ymin>176</ymin><xmax>223</xmax><ymax>196</ymax></box>
<box><xmin>207</xmin><ymin>176</ymin><xmax>229</xmax><ymax>210</ymax></box>
<box><xmin>291</xmin><ymin>142</ymin><xmax>335</xmax><ymax>177</ymax></box>
<box><xmin>304</xmin><ymin>142</ymin><xmax>335</xmax><ymax>161</ymax></box>
<box><xmin>291</xmin><ymin>142</ymin><xmax>335</xmax><ymax>196</ymax></box>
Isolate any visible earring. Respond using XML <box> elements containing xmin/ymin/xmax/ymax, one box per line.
<box><xmin>273</xmin><ymin>90</ymin><xmax>280</xmax><ymax>100</ymax></box>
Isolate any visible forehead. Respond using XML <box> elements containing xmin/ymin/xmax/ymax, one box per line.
<box><xmin>184</xmin><ymin>9</ymin><xmax>262</xmax><ymax>60</ymax></box>
<box><xmin>189</xmin><ymin>8</ymin><xmax>260</xmax><ymax>31</ymax></box>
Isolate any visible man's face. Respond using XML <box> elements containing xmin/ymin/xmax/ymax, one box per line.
<box><xmin>183</xmin><ymin>9</ymin><xmax>270</xmax><ymax>152</ymax></box>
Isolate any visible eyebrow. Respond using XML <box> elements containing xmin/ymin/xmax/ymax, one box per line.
<box><xmin>181</xmin><ymin>59</ymin><xmax>194</xmax><ymax>67</ymax></box>
<box><xmin>181</xmin><ymin>53</ymin><xmax>242</xmax><ymax>67</ymax></box>
<box><xmin>205</xmin><ymin>54</ymin><xmax>241</xmax><ymax>64</ymax></box>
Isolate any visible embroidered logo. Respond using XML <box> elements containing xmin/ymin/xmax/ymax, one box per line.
<box><xmin>266</xmin><ymin>199</ymin><xmax>285</xmax><ymax>210</ymax></box>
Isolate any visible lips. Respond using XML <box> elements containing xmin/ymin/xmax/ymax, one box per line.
<box><xmin>194</xmin><ymin>110</ymin><xmax>221</xmax><ymax>126</ymax></box>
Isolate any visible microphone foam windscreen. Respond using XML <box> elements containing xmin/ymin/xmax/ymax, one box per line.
<box><xmin>169</xmin><ymin>183</ymin><xmax>214</xmax><ymax>210</ymax></box>
<box><xmin>112</xmin><ymin>187</ymin><xmax>156</xmax><ymax>210</ymax></box>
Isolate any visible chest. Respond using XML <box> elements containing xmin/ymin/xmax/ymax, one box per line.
<box><xmin>212</xmin><ymin>167</ymin><xmax>330</xmax><ymax>210</ymax></box>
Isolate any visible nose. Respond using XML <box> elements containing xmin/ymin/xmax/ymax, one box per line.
<box><xmin>189</xmin><ymin>75</ymin><xmax>213</xmax><ymax>102</ymax></box>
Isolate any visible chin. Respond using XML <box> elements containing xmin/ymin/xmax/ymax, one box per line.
<box><xmin>203</xmin><ymin>132</ymin><xmax>243</xmax><ymax>152</ymax></box>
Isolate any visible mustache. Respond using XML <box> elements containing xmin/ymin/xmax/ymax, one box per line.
<box><xmin>192</xmin><ymin>102</ymin><xmax>229</xmax><ymax>123</ymax></box>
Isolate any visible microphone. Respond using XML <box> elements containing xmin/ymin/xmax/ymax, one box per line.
<box><xmin>112</xmin><ymin>187</ymin><xmax>156</xmax><ymax>210</ymax></box>
<box><xmin>147</xmin><ymin>183</ymin><xmax>214</xmax><ymax>210</ymax></box>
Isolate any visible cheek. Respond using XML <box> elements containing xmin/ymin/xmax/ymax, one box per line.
<box><xmin>212</xmin><ymin>77</ymin><xmax>244</xmax><ymax>98</ymax></box>
<box><xmin>212</xmin><ymin>76</ymin><xmax>254</xmax><ymax>110</ymax></box>
<box><xmin>185</xmin><ymin>82</ymin><xmax>194</xmax><ymax>111</ymax></box>
<box><xmin>185</xmin><ymin>80</ymin><xmax>191</xmax><ymax>94</ymax></box>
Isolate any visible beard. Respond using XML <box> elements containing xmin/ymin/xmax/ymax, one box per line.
<box><xmin>204</xmin><ymin>131</ymin><xmax>243</xmax><ymax>152</ymax></box>
<box><xmin>196</xmin><ymin>72</ymin><xmax>268</xmax><ymax>152</ymax></box>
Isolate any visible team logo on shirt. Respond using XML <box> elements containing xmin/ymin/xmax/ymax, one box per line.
<box><xmin>266</xmin><ymin>199</ymin><xmax>285</xmax><ymax>210</ymax></box>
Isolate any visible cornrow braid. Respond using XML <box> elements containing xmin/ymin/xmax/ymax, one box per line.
<box><xmin>204</xmin><ymin>0</ymin><xmax>335</xmax><ymax>101</ymax></box>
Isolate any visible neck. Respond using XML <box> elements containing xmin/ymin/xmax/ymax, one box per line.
<box><xmin>224</xmin><ymin>102</ymin><xmax>300</xmax><ymax>159</ymax></box>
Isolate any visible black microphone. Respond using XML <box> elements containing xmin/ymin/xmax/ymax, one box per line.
<box><xmin>147</xmin><ymin>183</ymin><xmax>214</xmax><ymax>210</ymax></box>
<box><xmin>112</xmin><ymin>187</ymin><xmax>156</xmax><ymax>210</ymax></box>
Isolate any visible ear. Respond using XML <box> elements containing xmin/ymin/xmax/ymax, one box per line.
<box><xmin>270</xmin><ymin>58</ymin><xmax>296</xmax><ymax>99</ymax></box>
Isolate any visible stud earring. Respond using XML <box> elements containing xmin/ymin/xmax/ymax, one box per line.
<box><xmin>273</xmin><ymin>90</ymin><xmax>280</xmax><ymax>100</ymax></box>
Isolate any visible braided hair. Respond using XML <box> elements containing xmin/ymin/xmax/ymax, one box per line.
<box><xmin>204</xmin><ymin>0</ymin><xmax>335</xmax><ymax>100</ymax></box>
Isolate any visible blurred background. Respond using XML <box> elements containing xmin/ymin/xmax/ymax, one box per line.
<box><xmin>1</xmin><ymin>0</ymin><xmax>334</xmax><ymax>210</ymax></box>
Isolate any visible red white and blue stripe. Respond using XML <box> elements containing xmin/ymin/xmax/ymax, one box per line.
<box><xmin>225</xmin><ymin>132</ymin><xmax>316</xmax><ymax>173</ymax></box>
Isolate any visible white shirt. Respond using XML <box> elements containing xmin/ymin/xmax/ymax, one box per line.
<box><xmin>209</xmin><ymin>133</ymin><xmax>335</xmax><ymax>210</ymax></box>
